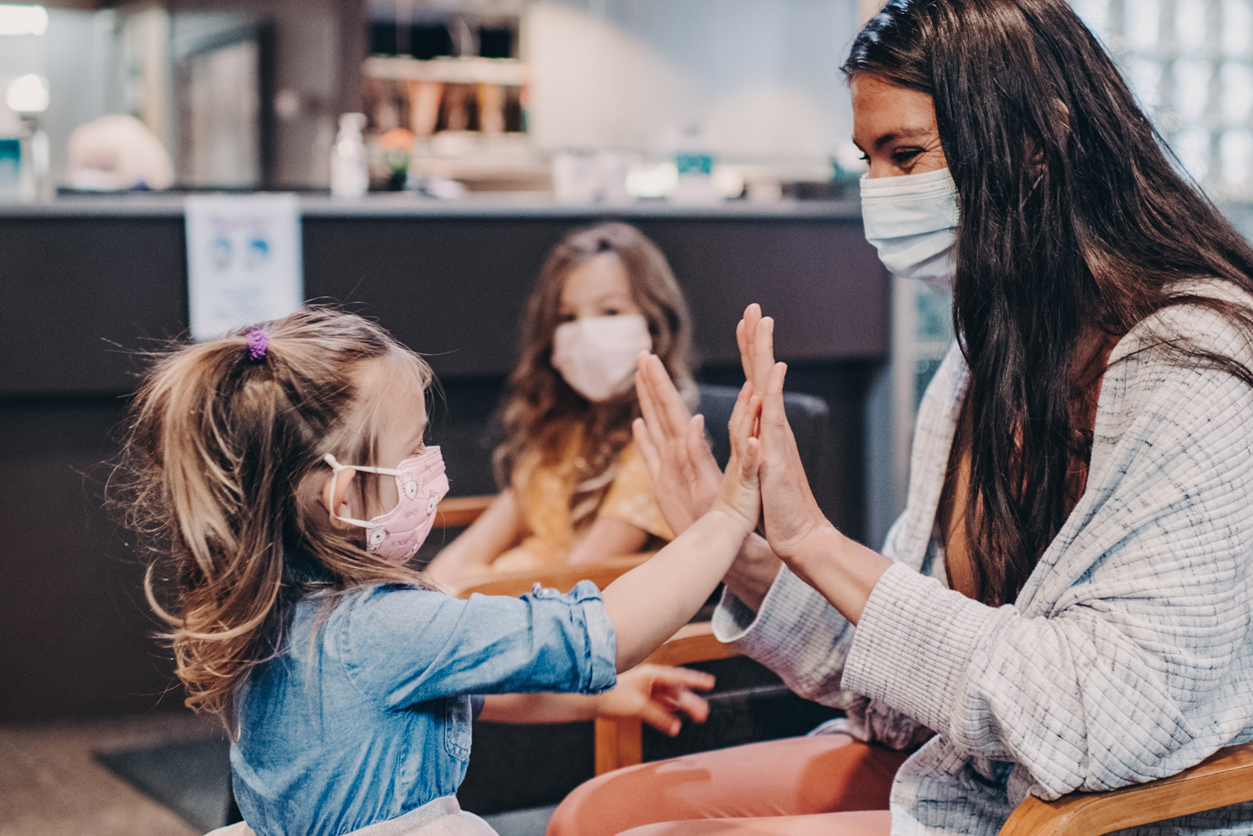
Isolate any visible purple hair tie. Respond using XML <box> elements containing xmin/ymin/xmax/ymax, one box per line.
<box><xmin>245</xmin><ymin>329</ymin><xmax>270</xmax><ymax>361</ymax></box>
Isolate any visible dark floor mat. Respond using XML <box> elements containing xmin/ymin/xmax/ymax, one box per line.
<box><xmin>96</xmin><ymin>737</ymin><xmax>233</xmax><ymax>833</ymax></box>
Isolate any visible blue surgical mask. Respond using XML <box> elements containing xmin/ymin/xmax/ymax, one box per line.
<box><xmin>860</xmin><ymin>167</ymin><xmax>958</xmax><ymax>291</ymax></box>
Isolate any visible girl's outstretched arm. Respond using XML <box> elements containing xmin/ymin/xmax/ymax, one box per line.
<box><xmin>479</xmin><ymin>664</ymin><xmax>715</xmax><ymax>735</ymax></box>
<box><xmin>600</xmin><ymin>377</ymin><xmax>762</xmax><ymax>671</ymax></box>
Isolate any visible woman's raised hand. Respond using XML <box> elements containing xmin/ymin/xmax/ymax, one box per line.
<box><xmin>737</xmin><ymin>303</ymin><xmax>776</xmax><ymax>394</ymax></box>
<box><xmin>736</xmin><ymin>306</ymin><xmax>833</xmax><ymax>565</ymax></box>
<box><xmin>633</xmin><ymin>353</ymin><xmax>725</xmax><ymax>534</ymax></box>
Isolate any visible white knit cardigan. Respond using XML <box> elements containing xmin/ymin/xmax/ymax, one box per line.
<box><xmin>714</xmin><ymin>290</ymin><xmax>1253</xmax><ymax>835</ymax></box>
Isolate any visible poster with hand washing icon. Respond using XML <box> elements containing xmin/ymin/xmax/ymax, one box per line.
<box><xmin>186</xmin><ymin>194</ymin><xmax>303</xmax><ymax>341</ymax></box>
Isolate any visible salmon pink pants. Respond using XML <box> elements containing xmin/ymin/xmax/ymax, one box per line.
<box><xmin>545</xmin><ymin>733</ymin><xmax>910</xmax><ymax>836</ymax></box>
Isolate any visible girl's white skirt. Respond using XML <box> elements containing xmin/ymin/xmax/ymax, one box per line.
<box><xmin>204</xmin><ymin>796</ymin><xmax>497</xmax><ymax>836</ymax></box>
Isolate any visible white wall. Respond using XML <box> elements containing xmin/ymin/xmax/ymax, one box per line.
<box><xmin>522</xmin><ymin>0</ymin><xmax>861</xmax><ymax>166</ymax></box>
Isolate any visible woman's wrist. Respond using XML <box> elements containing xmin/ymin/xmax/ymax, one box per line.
<box><xmin>722</xmin><ymin>533</ymin><xmax>782</xmax><ymax>614</ymax></box>
<box><xmin>775</xmin><ymin>523</ymin><xmax>891</xmax><ymax>626</ymax></box>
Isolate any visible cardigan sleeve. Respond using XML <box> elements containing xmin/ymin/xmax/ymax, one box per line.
<box><xmin>841</xmin><ymin>353</ymin><xmax>1253</xmax><ymax>798</ymax></box>
<box><xmin>713</xmin><ymin>547</ymin><xmax>936</xmax><ymax>750</ymax></box>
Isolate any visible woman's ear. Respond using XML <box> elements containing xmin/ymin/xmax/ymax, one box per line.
<box><xmin>320</xmin><ymin>466</ymin><xmax>358</xmax><ymax>529</ymax></box>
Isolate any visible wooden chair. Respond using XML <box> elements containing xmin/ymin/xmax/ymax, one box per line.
<box><xmin>998</xmin><ymin>740</ymin><xmax>1253</xmax><ymax>834</ymax></box>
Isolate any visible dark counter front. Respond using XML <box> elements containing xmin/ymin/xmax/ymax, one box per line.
<box><xmin>0</xmin><ymin>197</ymin><xmax>888</xmax><ymax>721</ymax></box>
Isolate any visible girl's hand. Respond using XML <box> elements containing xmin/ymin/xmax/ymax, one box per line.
<box><xmin>596</xmin><ymin>664</ymin><xmax>715</xmax><ymax>736</ymax></box>
<box><xmin>737</xmin><ymin>307</ymin><xmax>834</xmax><ymax>565</ymax></box>
<box><xmin>711</xmin><ymin>379</ymin><xmax>763</xmax><ymax>535</ymax></box>
<box><xmin>633</xmin><ymin>353</ymin><xmax>725</xmax><ymax>534</ymax></box>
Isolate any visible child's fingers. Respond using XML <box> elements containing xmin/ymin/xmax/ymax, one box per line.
<box><xmin>685</xmin><ymin>414</ymin><xmax>717</xmax><ymax>474</ymax></box>
<box><xmin>726</xmin><ymin>383</ymin><xmax>760</xmax><ymax>460</ymax></box>
<box><xmin>740</xmin><ymin>435</ymin><xmax>762</xmax><ymax>480</ymax></box>
<box><xmin>637</xmin><ymin>354</ymin><xmax>686</xmax><ymax>452</ymax></box>
<box><xmin>636</xmin><ymin>701</ymin><xmax>684</xmax><ymax>737</ymax></box>
<box><xmin>643</xmin><ymin>664</ymin><xmax>716</xmax><ymax>692</ymax></box>
<box><xmin>647</xmin><ymin>354</ymin><xmax>695</xmax><ymax>441</ymax></box>
<box><xmin>671</xmin><ymin>686</ymin><xmax>712</xmax><ymax>724</ymax></box>
<box><xmin>632</xmin><ymin>418</ymin><xmax>662</xmax><ymax>480</ymax></box>
<box><xmin>635</xmin><ymin>355</ymin><xmax>666</xmax><ymax>440</ymax></box>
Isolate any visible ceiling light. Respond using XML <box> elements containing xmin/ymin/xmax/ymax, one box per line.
<box><xmin>7</xmin><ymin>74</ymin><xmax>49</xmax><ymax>113</ymax></box>
<box><xmin>0</xmin><ymin>5</ymin><xmax>48</xmax><ymax>36</ymax></box>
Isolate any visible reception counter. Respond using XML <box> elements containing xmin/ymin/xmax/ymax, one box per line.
<box><xmin>0</xmin><ymin>194</ymin><xmax>888</xmax><ymax>720</ymax></box>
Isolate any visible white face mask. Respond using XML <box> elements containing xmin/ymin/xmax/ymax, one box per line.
<box><xmin>860</xmin><ymin>166</ymin><xmax>959</xmax><ymax>292</ymax></box>
<box><xmin>551</xmin><ymin>314</ymin><xmax>653</xmax><ymax>402</ymax></box>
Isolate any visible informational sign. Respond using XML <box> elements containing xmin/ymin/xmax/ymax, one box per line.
<box><xmin>186</xmin><ymin>193</ymin><xmax>303</xmax><ymax>341</ymax></box>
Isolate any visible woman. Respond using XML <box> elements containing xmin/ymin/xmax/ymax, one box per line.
<box><xmin>547</xmin><ymin>0</ymin><xmax>1253</xmax><ymax>834</ymax></box>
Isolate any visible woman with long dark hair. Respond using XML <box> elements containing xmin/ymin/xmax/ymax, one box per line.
<box><xmin>547</xmin><ymin>1</ymin><xmax>1253</xmax><ymax>834</ymax></box>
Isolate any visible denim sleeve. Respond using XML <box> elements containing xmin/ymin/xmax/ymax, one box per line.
<box><xmin>331</xmin><ymin>580</ymin><xmax>618</xmax><ymax>711</ymax></box>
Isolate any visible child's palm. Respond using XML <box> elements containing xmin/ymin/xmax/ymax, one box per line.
<box><xmin>713</xmin><ymin>382</ymin><xmax>762</xmax><ymax>534</ymax></box>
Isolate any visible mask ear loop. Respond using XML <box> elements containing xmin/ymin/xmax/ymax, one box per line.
<box><xmin>323</xmin><ymin>453</ymin><xmax>380</xmax><ymax>530</ymax></box>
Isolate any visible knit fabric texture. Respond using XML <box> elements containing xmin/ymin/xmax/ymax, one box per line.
<box><xmin>714</xmin><ymin>285</ymin><xmax>1253</xmax><ymax>835</ymax></box>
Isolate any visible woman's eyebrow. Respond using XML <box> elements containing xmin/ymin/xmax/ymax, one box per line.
<box><xmin>873</xmin><ymin>127</ymin><xmax>933</xmax><ymax>151</ymax></box>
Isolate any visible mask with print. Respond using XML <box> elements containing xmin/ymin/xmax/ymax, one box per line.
<box><xmin>860</xmin><ymin>166</ymin><xmax>959</xmax><ymax>292</ymax></box>
<box><xmin>551</xmin><ymin>313</ymin><xmax>653</xmax><ymax>402</ymax></box>
<box><xmin>323</xmin><ymin>447</ymin><xmax>449</xmax><ymax>563</ymax></box>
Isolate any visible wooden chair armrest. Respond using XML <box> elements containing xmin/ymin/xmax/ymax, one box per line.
<box><xmin>642</xmin><ymin>620</ymin><xmax>738</xmax><ymax>667</ymax></box>
<box><xmin>434</xmin><ymin>494</ymin><xmax>495</xmax><ymax>529</ymax></box>
<box><xmin>594</xmin><ymin>621</ymin><xmax>739</xmax><ymax>776</ymax></box>
<box><xmin>451</xmin><ymin>556</ymin><xmax>651</xmax><ymax>599</ymax></box>
<box><xmin>998</xmin><ymin>742</ymin><xmax>1253</xmax><ymax>836</ymax></box>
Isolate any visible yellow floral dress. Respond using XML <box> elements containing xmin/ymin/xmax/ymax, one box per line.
<box><xmin>490</xmin><ymin>433</ymin><xmax>674</xmax><ymax>574</ymax></box>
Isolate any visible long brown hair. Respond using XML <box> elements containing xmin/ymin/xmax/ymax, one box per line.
<box><xmin>495</xmin><ymin>223</ymin><xmax>695</xmax><ymax>532</ymax></box>
<box><xmin>846</xmin><ymin>0</ymin><xmax>1253</xmax><ymax>605</ymax></box>
<box><xmin>116</xmin><ymin>307</ymin><xmax>433</xmax><ymax>731</ymax></box>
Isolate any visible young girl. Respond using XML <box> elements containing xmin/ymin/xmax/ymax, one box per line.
<box><xmin>425</xmin><ymin>223</ymin><xmax>696</xmax><ymax>585</ymax></box>
<box><xmin>119</xmin><ymin>307</ymin><xmax>763</xmax><ymax>836</ymax></box>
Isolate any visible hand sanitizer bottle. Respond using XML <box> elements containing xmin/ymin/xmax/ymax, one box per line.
<box><xmin>331</xmin><ymin>113</ymin><xmax>369</xmax><ymax>198</ymax></box>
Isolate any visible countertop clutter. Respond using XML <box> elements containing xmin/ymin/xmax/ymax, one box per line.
<box><xmin>0</xmin><ymin>190</ymin><xmax>863</xmax><ymax>219</ymax></box>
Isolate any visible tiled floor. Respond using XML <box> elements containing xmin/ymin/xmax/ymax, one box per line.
<box><xmin>0</xmin><ymin>711</ymin><xmax>560</xmax><ymax>836</ymax></box>
<box><xmin>0</xmin><ymin>711</ymin><xmax>219</xmax><ymax>836</ymax></box>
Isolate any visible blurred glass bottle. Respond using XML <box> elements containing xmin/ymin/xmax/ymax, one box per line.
<box><xmin>331</xmin><ymin>113</ymin><xmax>369</xmax><ymax>198</ymax></box>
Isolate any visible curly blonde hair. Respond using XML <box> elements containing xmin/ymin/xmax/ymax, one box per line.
<box><xmin>116</xmin><ymin>307</ymin><xmax>432</xmax><ymax>732</ymax></box>
<box><xmin>494</xmin><ymin>223</ymin><xmax>696</xmax><ymax>533</ymax></box>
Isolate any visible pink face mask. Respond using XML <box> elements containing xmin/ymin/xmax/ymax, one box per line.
<box><xmin>323</xmin><ymin>448</ymin><xmax>449</xmax><ymax>563</ymax></box>
<box><xmin>551</xmin><ymin>313</ymin><xmax>653</xmax><ymax>402</ymax></box>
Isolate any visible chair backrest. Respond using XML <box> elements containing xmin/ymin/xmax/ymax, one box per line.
<box><xmin>697</xmin><ymin>383</ymin><xmax>829</xmax><ymax>475</ymax></box>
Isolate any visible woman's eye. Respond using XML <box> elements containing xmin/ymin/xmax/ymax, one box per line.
<box><xmin>603</xmin><ymin>308</ymin><xmax>621</xmax><ymax>316</ymax></box>
<box><xmin>892</xmin><ymin>148</ymin><xmax>922</xmax><ymax>166</ymax></box>
<box><xmin>557</xmin><ymin>313</ymin><xmax>576</xmax><ymax>323</ymax></box>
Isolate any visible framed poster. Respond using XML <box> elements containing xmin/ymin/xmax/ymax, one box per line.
<box><xmin>186</xmin><ymin>193</ymin><xmax>303</xmax><ymax>341</ymax></box>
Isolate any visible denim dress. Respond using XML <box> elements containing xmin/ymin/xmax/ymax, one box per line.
<box><xmin>231</xmin><ymin>580</ymin><xmax>617</xmax><ymax>836</ymax></box>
